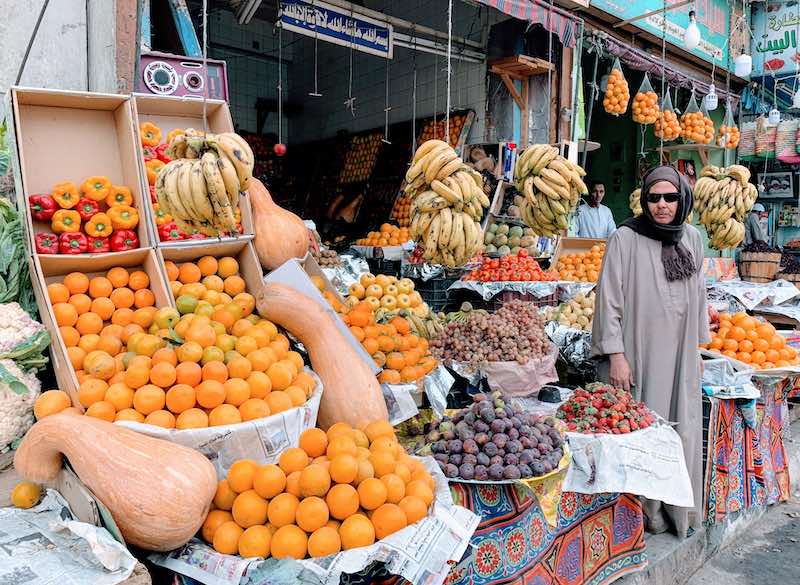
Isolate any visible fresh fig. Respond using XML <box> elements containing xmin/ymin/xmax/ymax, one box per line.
<box><xmin>459</xmin><ymin>463</ymin><xmax>475</xmax><ymax>480</ymax></box>
<box><xmin>463</xmin><ymin>439</ymin><xmax>479</xmax><ymax>455</ymax></box>
<box><xmin>503</xmin><ymin>466</ymin><xmax>521</xmax><ymax>480</ymax></box>
<box><xmin>488</xmin><ymin>464</ymin><xmax>504</xmax><ymax>480</ymax></box>
<box><xmin>518</xmin><ymin>464</ymin><xmax>532</xmax><ymax>478</ymax></box>
<box><xmin>490</xmin><ymin>455</ymin><xmax>504</xmax><ymax>467</ymax></box>
<box><xmin>475</xmin><ymin>465</ymin><xmax>489</xmax><ymax>481</ymax></box>
<box><xmin>476</xmin><ymin>452</ymin><xmax>490</xmax><ymax>467</ymax></box>
<box><xmin>531</xmin><ymin>461</ymin><xmax>546</xmax><ymax>476</ymax></box>
<box><xmin>426</xmin><ymin>430</ymin><xmax>441</xmax><ymax>443</ymax></box>
<box><xmin>447</xmin><ymin>439</ymin><xmax>463</xmax><ymax>454</ymax></box>
<box><xmin>449</xmin><ymin>454</ymin><xmax>462</xmax><ymax>466</ymax></box>
<box><xmin>474</xmin><ymin>420</ymin><xmax>489</xmax><ymax>434</ymax></box>
<box><xmin>434</xmin><ymin>453</ymin><xmax>449</xmax><ymax>465</ymax></box>
<box><xmin>444</xmin><ymin>464</ymin><xmax>460</xmax><ymax>478</ymax></box>
<box><xmin>483</xmin><ymin>442</ymin><xmax>499</xmax><ymax>457</ymax></box>
<box><xmin>431</xmin><ymin>441</ymin><xmax>447</xmax><ymax>454</ymax></box>
<box><xmin>493</xmin><ymin>434</ymin><xmax>508</xmax><ymax>450</ymax></box>
<box><xmin>490</xmin><ymin>419</ymin><xmax>505</xmax><ymax>434</ymax></box>
<box><xmin>508</xmin><ymin>428</ymin><xmax>520</xmax><ymax>441</ymax></box>
<box><xmin>462</xmin><ymin>453</ymin><xmax>477</xmax><ymax>466</ymax></box>
<box><xmin>475</xmin><ymin>432</ymin><xmax>490</xmax><ymax>446</ymax></box>
<box><xmin>504</xmin><ymin>453</ymin><xmax>519</xmax><ymax>466</ymax></box>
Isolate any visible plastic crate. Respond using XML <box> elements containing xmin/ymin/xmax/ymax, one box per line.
<box><xmin>366</xmin><ymin>257</ymin><xmax>402</xmax><ymax>278</ymax></box>
<box><xmin>413</xmin><ymin>276</ymin><xmax>460</xmax><ymax>312</ymax></box>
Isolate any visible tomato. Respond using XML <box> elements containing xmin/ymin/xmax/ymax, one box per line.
<box><xmin>518</xmin><ymin>248</ymin><xmax>529</xmax><ymax>258</ymax></box>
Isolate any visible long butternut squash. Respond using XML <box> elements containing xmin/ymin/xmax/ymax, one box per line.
<box><xmin>14</xmin><ymin>413</ymin><xmax>217</xmax><ymax>551</ymax></box>
<box><xmin>250</xmin><ymin>178</ymin><xmax>309</xmax><ymax>270</ymax></box>
<box><xmin>256</xmin><ymin>283</ymin><xmax>388</xmax><ymax>429</ymax></box>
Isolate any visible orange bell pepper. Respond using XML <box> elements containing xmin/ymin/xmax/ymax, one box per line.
<box><xmin>80</xmin><ymin>176</ymin><xmax>111</xmax><ymax>202</ymax></box>
<box><xmin>152</xmin><ymin>203</ymin><xmax>172</xmax><ymax>226</ymax></box>
<box><xmin>107</xmin><ymin>205</ymin><xmax>139</xmax><ymax>230</ymax></box>
<box><xmin>85</xmin><ymin>212</ymin><xmax>113</xmax><ymax>237</ymax></box>
<box><xmin>106</xmin><ymin>185</ymin><xmax>133</xmax><ymax>207</ymax></box>
<box><xmin>145</xmin><ymin>159</ymin><xmax>165</xmax><ymax>185</ymax></box>
<box><xmin>166</xmin><ymin>128</ymin><xmax>185</xmax><ymax>145</ymax></box>
<box><xmin>52</xmin><ymin>181</ymin><xmax>79</xmax><ymax>209</ymax></box>
<box><xmin>51</xmin><ymin>209</ymin><xmax>81</xmax><ymax>233</ymax></box>
<box><xmin>140</xmin><ymin>122</ymin><xmax>162</xmax><ymax>147</ymax></box>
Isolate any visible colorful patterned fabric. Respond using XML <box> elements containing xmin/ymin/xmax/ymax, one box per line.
<box><xmin>341</xmin><ymin>487</ymin><xmax>646</xmax><ymax>585</ymax></box>
<box><xmin>474</xmin><ymin>0</ymin><xmax>578</xmax><ymax>47</ymax></box>
<box><xmin>704</xmin><ymin>377</ymin><xmax>792</xmax><ymax>524</ymax></box>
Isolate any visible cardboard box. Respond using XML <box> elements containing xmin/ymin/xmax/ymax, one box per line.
<box><xmin>155</xmin><ymin>238</ymin><xmax>261</xmax><ymax>307</ymax></box>
<box><xmin>550</xmin><ymin>236</ymin><xmax>606</xmax><ymax>267</ymax></box>
<box><xmin>9</xmin><ymin>87</ymin><xmax>152</xmax><ymax>254</ymax></box>
<box><xmin>132</xmin><ymin>94</ymin><xmax>254</xmax><ymax>246</ymax></box>
<box><xmin>30</xmin><ymin>248</ymin><xmax>172</xmax><ymax>405</ymax></box>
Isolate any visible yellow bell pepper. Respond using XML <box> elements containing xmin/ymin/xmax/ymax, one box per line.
<box><xmin>140</xmin><ymin>122</ymin><xmax>163</xmax><ymax>147</ymax></box>
<box><xmin>85</xmin><ymin>213</ymin><xmax>113</xmax><ymax>237</ymax></box>
<box><xmin>51</xmin><ymin>210</ymin><xmax>81</xmax><ymax>233</ymax></box>
<box><xmin>105</xmin><ymin>185</ymin><xmax>133</xmax><ymax>207</ymax></box>
<box><xmin>80</xmin><ymin>176</ymin><xmax>111</xmax><ymax>202</ymax></box>
<box><xmin>145</xmin><ymin>159</ymin><xmax>165</xmax><ymax>185</ymax></box>
<box><xmin>107</xmin><ymin>205</ymin><xmax>139</xmax><ymax>230</ymax></box>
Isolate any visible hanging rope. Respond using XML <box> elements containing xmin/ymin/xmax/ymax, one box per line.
<box><xmin>659</xmin><ymin>0</ymin><xmax>667</xmax><ymax>153</ymax></box>
<box><xmin>201</xmin><ymin>0</ymin><xmax>209</xmax><ymax>136</ymax></box>
<box><xmin>546</xmin><ymin>0</ymin><xmax>555</xmax><ymax>143</ymax></box>
<box><xmin>309</xmin><ymin>0</ymin><xmax>322</xmax><ymax>97</ymax></box>
<box><xmin>276</xmin><ymin>2</ymin><xmax>283</xmax><ymax>144</ymax></box>
<box><xmin>445</xmin><ymin>0</ymin><xmax>453</xmax><ymax>139</ymax></box>
<box><xmin>411</xmin><ymin>23</ymin><xmax>418</xmax><ymax>154</ymax></box>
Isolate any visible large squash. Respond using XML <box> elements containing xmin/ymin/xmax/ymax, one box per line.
<box><xmin>256</xmin><ymin>283</ymin><xmax>388</xmax><ymax>429</ymax></box>
<box><xmin>14</xmin><ymin>412</ymin><xmax>217</xmax><ymax>551</ymax></box>
<box><xmin>250</xmin><ymin>178</ymin><xmax>308</xmax><ymax>270</ymax></box>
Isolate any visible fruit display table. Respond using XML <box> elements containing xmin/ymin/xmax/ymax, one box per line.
<box><xmin>704</xmin><ymin>375</ymin><xmax>794</xmax><ymax>524</ymax></box>
<box><xmin>338</xmin><ymin>488</ymin><xmax>646</xmax><ymax>585</ymax></box>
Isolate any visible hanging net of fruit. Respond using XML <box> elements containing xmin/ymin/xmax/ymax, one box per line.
<box><xmin>631</xmin><ymin>74</ymin><xmax>659</xmax><ymax>125</ymax></box>
<box><xmin>603</xmin><ymin>58</ymin><xmax>630</xmax><ymax>115</ymax></box>
<box><xmin>654</xmin><ymin>91</ymin><xmax>681</xmax><ymax>141</ymax></box>
<box><xmin>680</xmin><ymin>91</ymin><xmax>714</xmax><ymax>144</ymax></box>
<box><xmin>716</xmin><ymin>101</ymin><xmax>740</xmax><ymax>149</ymax></box>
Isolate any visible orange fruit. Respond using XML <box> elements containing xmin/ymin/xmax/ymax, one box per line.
<box><xmin>307</xmin><ymin>526</ymin><xmax>341</xmax><ymax>558</ymax></box>
<box><xmin>217</xmin><ymin>257</ymin><xmax>239</xmax><ymax>278</ymax></box>
<box><xmin>214</xmin><ymin>479</ymin><xmax>238</xmax><ymax>510</ymax></box>
<box><xmin>357</xmin><ymin>477</ymin><xmax>387</xmax><ymax>510</ymax></box>
<box><xmin>202</xmin><ymin>360</ymin><xmax>229</xmax><ymax>383</ymax></box>
<box><xmin>202</xmin><ymin>509</ymin><xmax>233</xmax><ymax>543</ymax></box>
<box><xmin>232</xmin><ymin>488</ymin><xmax>269</xmax><ymax>527</ymax></box>
<box><xmin>175</xmin><ymin>361</ymin><xmax>202</xmax><ymax>386</ymax></box>
<box><xmin>266</xmin><ymin>362</ymin><xmax>293</xmax><ymax>391</ymax></box>
<box><xmin>197</xmin><ymin>256</ymin><xmax>219</xmax><ymax>276</ymax></box>
<box><xmin>64</xmin><ymin>272</ymin><xmax>89</xmax><ymax>294</ymax></box>
<box><xmin>239</xmin><ymin>398</ymin><xmax>270</xmax><ymax>421</ymax></box>
<box><xmin>369</xmin><ymin>451</ymin><xmax>396</xmax><ymax>477</ymax></box>
<box><xmin>253</xmin><ymin>464</ymin><xmax>287</xmax><ymax>499</ymax></box>
<box><xmin>84</xmin><ymin>400</ymin><xmax>116</xmax><ymax>422</ymax></box>
<box><xmin>133</xmin><ymin>384</ymin><xmax>166</xmax><ymax>415</ymax></box>
<box><xmin>770</xmin><ymin>335</ymin><xmax>786</xmax><ymax>350</ymax></box>
<box><xmin>48</xmin><ymin>282</ymin><xmax>70</xmax><ymax>304</ymax></box>
<box><xmin>209</xmin><ymin>403</ymin><xmax>242</xmax><ymax>426</ymax></box>
<box><xmin>105</xmin><ymin>383</ymin><xmax>135</xmax><ymax>411</ymax></box>
<box><xmin>111</xmin><ymin>308</ymin><xmax>134</xmax><ymax>326</ymax></box>
<box><xmin>66</xmin><ymin>346</ymin><xmax>86</xmax><ymax>369</ymax></box>
<box><xmin>178</xmin><ymin>263</ymin><xmax>202</xmax><ymax>284</ymax></box>
<box><xmin>96</xmin><ymin>333</ymin><xmax>122</xmax><ymax>356</ymax></box>
<box><xmin>326</xmin><ymin>422</ymin><xmax>354</xmax><ymax>441</ymax></box>
<box><xmin>78</xmin><ymin>378</ymin><xmax>108</xmax><ymax>408</ymax></box>
<box><xmin>164</xmin><ymin>261</ymin><xmax>179</xmax><ymax>281</ymax></box>
<box><xmin>300</xmin><ymin>428</ymin><xmax>328</xmax><ymax>458</ymax></box>
<box><xmin>69</xmin><ymin>293</ymin><xmax>92</xmax><ymax>314</ymax></box>
<box><xmin>224</xmin><ymin>378</ymin><xmax>251</xmax><ymax>406</ymax></box>
<box><xmin>224</xmin><ymin>275</ymin><xmax>246</xmax><ymax>296</ymax></box>
<box><xmin>212</xmin><ymin>521</ymin><xmax>243</xmax><ymax>555</ymax></box>
<box><xmin>145</xmin><ymin>409</ymin><xmax>176</xmax><ymax>428</ymax></box>
<box><xmin>729</xmin><ymin>327</ymin><xmax>746</xmax><ymax>342</ymax></box>
<box><xmin>60</xmin><ymin>326</ymin><xmax>80</xmax><ymax>347</ymax></box>
<box><xmin>723</xmin><ymin>339</ymin><xmax>739</xmax><ymax>352</ymax></box>
<box><xmin>110</xmin><ymin>287</ymin><xmax>135</xmax><ymax>309</ymax></box>
<box><xmin>381</xmin><ymin>474</ymin><xmax>406</xmax><ymax>504</ymax></box>
<box><xmin>753</xmin><ymin>338</ymin><xmax>770</xmax><ymax>353</ymax></box>
<box><xmin>329</xmin><ymin>454</ymin><xmax>358</xmax><ymax>484</ymax></box>
<box><xmin>134</xmin><ymin>289</ymin><xmax>155</xmax><ymax>308</ymax></box>
<box><xmin>296</xmin><ymin>496</ymin><xmax>330</xmax><ymax>533</ymax></box>
<box><xmin>285</xmin><ymin>470</ymin><xmax>302</xmax><ymax>498</ymax></box>
<box><xmin>238</xmin><ymin>525</ymin><xmax>272</xmax><ymax>558</ymax></box>
<box><xmin>339</xmin><ymin>514</ymin><xmax>375</xmax><ymax>550</ymax></box>
<box><xmin>738</xmin><ymin>339</ymin><xmax>754</xmax><ymax>354</ymax></box>
<box><xmin>78</xmin><ymin>334</ymin><xmax>100</xmax><ymax>353</ymax></box>
<box><xmin>54</xmin><ymin>302</ymin><xmax>78</xmax><ymax>327</ymax></box>
<box><xmin>270</xmin><ymin>524</ymin><xmax>307</xmax><ymax>560</ymax></box>
<box><xmin>751</xmin><ymin>350</ymin><xmax>767</xmax><ymax>365</ymax></box>
<box><xmin>405</xmin><ymin>480</ymin><xmax>433</xmax><ymax>506</ymax></box>
<box><xmin>399</xmin><ymin>495</ymin><xmax>428</xmax><ymax>524</ymax></box>
<box><xmin>293</xmin><ymin>371</ymin><xmax>316</xmax><ymax>395</ymax></box>
<box><xmin>246</xmin><ymin>371</ymin><xmax>271</xmax><ymax>399</ymax></box>
<box><xmin>176</xmin><ymin>408</ymin><xmax>209</xmax><ymax>429</ymax></box>
<box><xmin>89</xmin><ymin>277</ymin><xmax>113</xmax><ymax>299</ymax></box>
<box><xmin>107</xmin><ymin>267</ymin><xmax>130</xmax><ymax>288</ymax></box>
<box><xmin>76</xmin><ymin>312</ymin><xmax>103</xmax><ymax>335</ymax></box>
<box><xmin>266</xmin><ymin>391</ymin><xmax>292</xmax><ymax>414</ymax></box>
<box><xmin>371</xmin><ymin>503</ymin><xmax>407</xmax><ymax>539</ymax></box>
<box><xmin>285</xmin><ymin>386</ymin><xmax>306</xmax><ymax>407</ymax></box>
<box><xmin>267</xmin><ymin>492</ymin><xmax>300</xmax><ymax>528</ymax></box>
<box><xmin>33</xmin><ymin>390</ymin><xmax>71</xmax><ymax>419</ymax></box>
<box><xmin>326</xmin><ymin>483</ymin><xmax>360</xmax><ymax>520</ymax></box>
<box><xmin>327</xmin><ymin>436</ymin><xmax>357</xmax><ymax>459</ymax></box>
<box><xmin>128</xmin><ymin>271</ymin><xmax>150</xmax><ymax>291</ymax></box>
<box><xmin>299</xmin><ymin>464</ymin><xmax>331</xmax><ymax>498</ymax></box>
<box><xmin>149</xmin><ymin>361</ymin><xmax>176</xmax><ymax>388</ymax></box>
<box><xmin>165</xmin><ymin>384</ymin><xmax>196</xmax><ymax>413</ymax></box>
<box><xmin>228</xmin><ymin>357</ymin><xmax>252</xmax><ymax>379</ymax></box>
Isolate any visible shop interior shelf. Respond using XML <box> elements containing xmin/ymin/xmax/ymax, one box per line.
<box><xmin>648</xmin><ymin>143</ymin><xmax>724</xmax><ymax>165</ymax></box>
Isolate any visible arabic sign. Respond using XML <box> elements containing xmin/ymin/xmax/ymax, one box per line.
<box><xmin>590</xmin><ymin>0</ymin><xmax>730</xmax><ymax>67</ymax></box>
<box><xmin>279</xmin><ymin>0</ymin><xmax>393</xmax><ymax>59</ymax></box>
<box><xmin>752</xmin><ymin>2</ymin><xmax>800</xmax><ymax>77</ymax></box>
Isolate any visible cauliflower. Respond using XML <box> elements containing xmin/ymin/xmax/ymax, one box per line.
<box><xmin>0</xmin><ymin>302</ymin><xmax>50</xmax><ymax>371</ymax></box>
<box><xmin>0</xmin><ymin>358</ymin><xmax>41</xmax><ymax>453</ymax></box>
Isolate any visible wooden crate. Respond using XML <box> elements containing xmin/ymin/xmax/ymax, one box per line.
<box><xmin>550</xmin><ymin>236</ymin><xmax>606</xmax><ymax>267</ymax></box>
<box><xmin>131</xmin><ymin>94</ymin><xmax>254</xmax><ymax>246</ymax></box>
<box><xmin>30</xmin><ymin>248</ymin><xmax>171</xmax><ymax>406</ymax></box>
<box><xmin>9</xmin><ymin>87</ymin><xmax>153</xmax><ymax>256</ymax></box>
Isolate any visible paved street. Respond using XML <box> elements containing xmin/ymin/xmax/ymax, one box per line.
<box><xmin>686</xmin><ymin>498</ymin><xmax>800</xmax><ymax>584</ymax></box>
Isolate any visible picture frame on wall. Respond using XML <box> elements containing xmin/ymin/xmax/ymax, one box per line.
<box><xmin>757</xmin><ymin>171</ymin><xmax>793</xmax><ymax>198</ymax></box>
<box><xmin>677</xmin><ymin>159</ymin><xmax>697</xmax><ymax>188</ymax></box>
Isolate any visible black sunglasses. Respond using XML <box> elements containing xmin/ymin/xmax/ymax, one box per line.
<box><xmin>645</xmin><ymin>192</ymin><xmax>680</xmax><ymax>204</ymax></box>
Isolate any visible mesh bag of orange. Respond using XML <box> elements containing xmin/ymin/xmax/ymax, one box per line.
<box><xmin>680</xmin><ymin>91</ymin><xmax>714</xmax><ymax>144</ymax></box>
<box><xmin>716</xmin><ymin>101</ymin><xmax>740</xmax><ymax>149</ymax></box>
<box><xmin>603</xmin><ymin>58</ymin><xmax>630</xmax><ymax>116</ymax></box>
<box><xmin>654</xmin><ymin>91</ymin><xmax>681</xmax><ymax>141</ymax></box>
<box><xmin>632</xmin><ymin>74</ymin><xmax>659</xmax><ymax>125</ymax></box>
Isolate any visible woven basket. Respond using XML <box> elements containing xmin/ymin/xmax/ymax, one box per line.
<box><xmin>776</xmin><ymin>271</ymin><xmax>800</xmax><ymax>284</ymax></box>
<box><xmin>739</xmin><ymin>251</ymin><xmax>781</xmax><ymax>283</ymax></box>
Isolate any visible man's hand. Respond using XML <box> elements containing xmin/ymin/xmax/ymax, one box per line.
<box><xmin>609</xmin><ymin>353</ymin><xmax>634</xmax><ymax>393</ymax></box>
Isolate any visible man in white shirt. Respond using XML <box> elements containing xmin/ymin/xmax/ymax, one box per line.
<box><xmin>576</xmin><ymin>180</ymin><xmax>616</xmax><ymax>239</ymax></box>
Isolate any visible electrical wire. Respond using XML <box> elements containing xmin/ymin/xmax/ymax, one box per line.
<box><xmin>201</xmin><ymin>0</ymin><xmax>209</xmax><ymax>136</ymax></box>
<box><xmin>445</xmin><ymin>0</ymin><xmax>453</xmax><ymax>137</ymax></box>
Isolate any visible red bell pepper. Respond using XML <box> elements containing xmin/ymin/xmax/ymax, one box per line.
<box><xmin>75</xmin><ymin>197</ymin><xmax>100</xmax><ymax>221</ymax></box>
<box><xmin>188</xmin><ymin>231</ymin><xmax>208</xmax><ymax>239</ymax></box>
<box><xmin>159</xmin><ymin>221</ymin><xmax>186</xmax><ymax>241</ymax></box>
<box><xmin>34</xmin><ymin>232</ymin><xmax>59</xmax><ymax>254</ymax></box>
<box><xmin>87</xmin><ymin>236</ymin><xmax>110</xmax><ymax>253</ymax></box>
<box><xmin>29</xmin><ymin>195</ymin><xmax>57</xmax><ymax>221</ymax></box>
<box><xmin>142</xmin><ymin>145</ymin><xmax>156</xmax><ymax>161</ymax></box>
<box><xmin>58</xmin><ymin>232</ymin><xmax>88</xmax><ymax>254</ymax></box>
<box><xmin>155</xmin><ymin>143</ymin><xmax>172</xmax><ymax>163</ymax></box>
<box><xmin>110</xmin><ymin>229</ymin><xmax>139</xmax><ymax>251</ymax></box>
<box><xmin>149</xmin><ymin>186</ymin><xmax>157</xmax><ymax>204</ymax></box>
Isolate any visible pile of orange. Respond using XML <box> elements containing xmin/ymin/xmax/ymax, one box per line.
<box><xmin>356</xmin><ymin>224</ymin><xmax>411</xmax><ymax>247</ymax></box>
<box><xmin>717</xmin><ymin>125</ymin><xmax>741</xmax><ymax>149</ymax></box>
<box><xmin>346</xmin><ymin>273</ymin><xmax>426</xmax><ymax>315</ymax></box>
<box><xmin>680</xmin><ymin>111</ymin><xmax>714</xmax><ymax>144</ymax></box>
<box><xmin>390</xmin><ymin>194</ymin><xmax>412</xmax><ymax>228</ymax></box>
<box><xmin>48</xmin><ymin>268</ymin><xmax>157</xmax><ymax>380</ymax></box>
<box><xmin>202</xmin><ymin>421</ymin><xmax>435</xmax><ymax>559</ymax></box>
<box><xmin>165</xmin><ymin>255</ymin><xmax>247</xmax><ymax>307</ymax></box>
<box><xmin>654</xmin><ymin>110</ymin><xmax>681</xmax><ymax>140</ymax></box>
<box><xmin>556</xmin><ymin>244</ymin><xmax>605</xmax><ymax>283</ymax></box>
<box><xmin>701</xmin><ymin>312</ymin><xmax>799</xmax><ymax>369</ymax></box>
<box><xmin>632</xmin><ymin>91</ymin><xmax>659</xmax><ymax>124</ymax></box>
<box><xmin>603</xmin><ymin>69</ymin><xmax>629</xmax><ymax>115</ymax></box>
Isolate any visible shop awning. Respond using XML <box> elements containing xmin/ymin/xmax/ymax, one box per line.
<box><xmin>474</xmin><ymin>0</ymin><xmax>579</xmax><ymax>48</ymax></box>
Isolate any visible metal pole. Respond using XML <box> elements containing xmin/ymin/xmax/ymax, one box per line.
<box><xmin>581</xmin><ymin>49</ymin><xmax>599</xmax><ymax>169</ymax></box>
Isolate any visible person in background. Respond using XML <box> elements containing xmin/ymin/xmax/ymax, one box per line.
<box><xmin>591</xmin><ymin>166</ymin><xmax>708</xmax><ymax>538</ymax></box>
<box><xmin>744</xmin><ymin>203</ymin><xmax>766</xmax><ymax>245</ymax></box>
<box><xmin>576</xmin><ymin>180</ymin><xmax>616</xmax><ymax>239</ymax></box>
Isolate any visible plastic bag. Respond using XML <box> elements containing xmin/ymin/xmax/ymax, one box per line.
<box><xmin>739</xmin><ymin>121</ymin><xmax>756</xmax><ymax>158</ymax></box>
<box><xmin>680</xmin><ymin>90</ymin><xmax>713</xmax><ymax>143</ymax></box>
<box><xmin>654</xmin><ymin>91</ymin><xmax>681</xmax><ymax>140</ymax></box>
<box><xmin>755</xmin><ymin>116</ymin><xmax>777</xmax><ymax>159</ymax></box>
<box><xmin>603</xmin><ymin>58</ymin><xmax>629</xmax><ymax>115</ymax></box>
<box><xmin>776</xmin><ymin>119</ymin><xmax>800</xmax><ymax>163</ymax></box>
<box><xmin>632</xmin><ymin>73</ymin><xmax>659</xmax><ymax>124</ymax></box>
<box><xmin>716</xmin><ymin>101</ymin><xmax>740</xmax><ymax>148</ymax></box>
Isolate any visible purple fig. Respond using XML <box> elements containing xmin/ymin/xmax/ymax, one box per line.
<box><xmin>434</xmin><ymin>453</ymin><xmax>449</xmax><ymax>465</ymax></box>
<box><xmin>490</xmin><ymin>455</ymin><xmax>504</xmax><ymax>467</ymax></box>
<box><xmin>447</xmin><ymin>439</ymin><xmax>463</xmax><ymax>454</ymax></box>
<box><xmin>490</xmin><ymin>419</ymin><xmax>505</xmax><ymax>434</ymax></box>
<box><xmin>519</xmin><ymin>451</ymin><xmax>534</xmax><ymax>466</ymax></box>
<box><xmin>507</xmin><ymin>440</ymin><xmax>522</xmax><ymax>454</ymax></box>
<box><xmin>489</xmin><ymin>464</ymin><xmax>504</xmax><ymax>480</ymax></box>
<box><xmin>483</xmin><ymin>442</ymin><xmax>499</xmax><ymax>457</ymax></box>
<box><xmin>476</xmin><ymin>452</ymin><xmax>490</xmax><ymax>467</ymax></box>
<box><xmin>518</xmin><ymin>464</ymin><xmax>532</xmax><ymax>478</ymax></box>
<box><xmin>459</xmin><ymin>463</ymin><xmax>475</xmax><ymax>480</ymax></box>
<box><xmin>493</xmin><ymin>434</ymin><xmax>508</xmax><ymax>450</ymax></box>
<box><xmin>449</xmin><ymin>453</ymin><xmax>462</xmax><ymax>466</ymax></box>
<box><xmin>531</xmin><ymin>461</ymin><xmax>546</xmax><ymax>476</ymax></box>
<box><xmin>508</xmin><ymin>428</ymin><xmax>520</xmax><ymax>440</ymax></box>
<box><xmin>462</xmin><ymin>453</ymin><xmax>477</xmax><ymax>466</ymax></box>
<box><xmin>474</xmin><ymin>420</ymin><xmax>489</xmax><ymax>434</ymax></box>
<box><xmin>475</xmin><ymin>432</ymin><xmax>490</xmax><ymax>446</ymax></box>
<box><xmin>444</xmin><ymin>464</ymin><xmax>460</xmax><ymax>478</ymax></box>
<box><xmin>475</xmin><ymin>465</ymin><xmax>489</xmax><ymax>481</ymax></box>
<box><xmin>503</xmin><ymin>465</ymin><xmax>521</xmax><ymax>480</ymax></box>
<box><xmin>463</xmin><ymin>439</ymin><xmax>479</xmax><ymax>455</ymax></box>
<box><xmin>504</xmin><ymin>453</ymin><xmax>519</xmax><ymax>466</ymax></box>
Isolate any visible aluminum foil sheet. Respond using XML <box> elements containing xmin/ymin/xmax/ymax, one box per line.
<box><xmin>545</xmin><ymin>322</ymin><xmax>596</xmax><ymax>377</ymax></box>
<box><xmin>402</xmin><ymin>261</ymin><xmax>445</xmax><ymax>281</ymax></box>
<box><xmin>557</xmin><ymin>282</ymin><xmax>596</xmax><ymax>302</ymax></box>
<box><xmin>423</xmin><ymin>364</ymin><xmax>455</xmax><ymax>417</ymax></box>
<box><xmin>321</xmin><ymin>254</ymin><xmax>369</xmax><ymax>296</ymax></box>
<box><xmin>448</xmin><ymin>280</ymin><xmax>560</xmax><ymax>301</ymax></box>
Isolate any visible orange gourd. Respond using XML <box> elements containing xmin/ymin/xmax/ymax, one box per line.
<box><xmin>14</xmin><ymin>413</ymin><xmax>217</xmax><ymax>551</ymax></box>
<box><xmin>249</xmin><ymin>178</ymin><xmax>308</xmax><ymax>270</ymax></box>
<box><xmin>256</xmin><ymin>283</ymin><xmax>388</xmax><ymax>429</ymax></box>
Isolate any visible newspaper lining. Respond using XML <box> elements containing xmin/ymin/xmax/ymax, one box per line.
<box><xmin>706</xmin><ymin>279</ymin><xmax>799</xmax><ymax>310</ymax></box>
<box><xmin>150</xmin><ymin>457</ymin><xmax>479</xmax><ymax>585</ymax></box>
<box><xmin>0</xmin><ymin>490</ymin><xmax>137</xmax><ymax>585</ymax></box>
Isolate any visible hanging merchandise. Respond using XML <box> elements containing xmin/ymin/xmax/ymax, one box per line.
<box><xmin>680</xmin><ymin>91</ymin><xmax>713</xmax><ymax>144</ymax></box>
<box><xmin>704</xmin><ymin>83</ymin><xmax>718</xmax><ymax>111</ymax></box>
<box><xmin>716</xmin><ymin>102</ymin><xmax>740</xmax><ymax>149</ymax></box>
<box><xmin>754</xmin><ymin>117</ymin><xmax>777</xmax><ymax>160</ymax></box>
<box><xmin>739</xmin><ymin>121</ymin><xmax>757</xmax><ymax>159</ymax></box>
<box><xmin>602</xmin><ymin>59</ymin><xmax>630</xmax><ymax>115</ymax></box>
<box><xmin>694</xmin><ymin>165</ymin><xmax>756</xmax><ymax>249</ymax></box>
<box><xmin>654</xmin><ymin>91</ymin><xmax>681</xmax><ymax>141</ymax></box>
<box><xmin>776</xmin><ymin>119</ymin><xmax>800</xmax><ymax>164</ymax></box>
<box><xmin>632</xmin><ymin>74</ymin><xmax>659</xmax><ymax>125</ymax></box>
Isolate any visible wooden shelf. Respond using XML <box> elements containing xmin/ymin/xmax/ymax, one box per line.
<box><xmin>648</xmin><ymin>143</ymin><xmax>723</xmax><ymax>165</ymax></box>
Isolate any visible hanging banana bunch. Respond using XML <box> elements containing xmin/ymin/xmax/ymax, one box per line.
<box><xmin>693</xmin><ymin>164</ymin><xmax>756</xmax><ymax>249</ymax></box>
<box><xmin>406</xmin><ymin>140</ymin><xmax>490</xmax><ymax>267</ymax></box>
<box><xmin>513</xmin><ymin>145</ymin><xmax>587</xmax><ymax>237</ymax></box>
<box><xmin>156</xmin><ymin>129</ymin><xmax>254</xmax><ymax>236</ymax></box>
